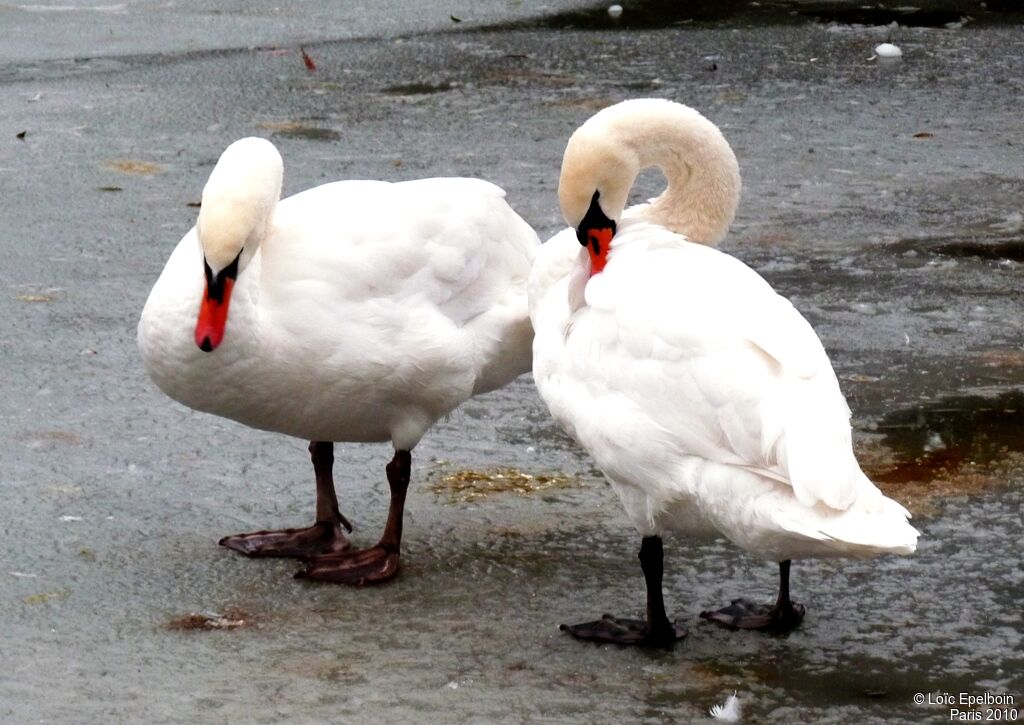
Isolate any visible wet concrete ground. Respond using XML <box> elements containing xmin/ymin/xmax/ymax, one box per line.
<box><xmin>1</xmin><ymin>1</ymin><xmax>1022</xmax><ymax>722</ymax></box>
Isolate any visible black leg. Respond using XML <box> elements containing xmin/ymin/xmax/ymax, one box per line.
<box><xmin>295</xmin><ymin>449</ymin><xmax>411</xmax><ymax>586</ymax></box>
<box><xmin>218</xmin><ymin>441</ymin><xmax>352</xmax><ymax>558</ymax></box>
<box><xmin>561</xmin><ymin>536</ymin><xmax>687</xmax><ymax>647</ymax></box>
<box><xmin>699</xmin><ymin>560</ymin><xmax>806</xmax><ymax>633</ymax></box>
<box><xmin>309</xmin><ymin>441</ymin><xmax>353</xmax><ymax>532</ymax></box>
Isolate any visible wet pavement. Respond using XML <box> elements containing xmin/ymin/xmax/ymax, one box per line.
<box><xmin>1</xmin><ymin>1</ymin><xmax>1022</xmax><ymax>722</ymax></box>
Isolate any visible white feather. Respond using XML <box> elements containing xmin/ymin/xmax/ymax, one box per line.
<box><xmin>709</xmin><ymin>691</ymin><xmax>742</xmax><ymax>722</ymax></box>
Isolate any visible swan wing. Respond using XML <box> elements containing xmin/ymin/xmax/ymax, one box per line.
<box><xmin>266</xmin><ymin>178</ymin><xmax>533</xmax><ymax>316</ymax></box>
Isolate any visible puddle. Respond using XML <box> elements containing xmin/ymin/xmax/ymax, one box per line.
<box><xmin>934</xmin><ymin>240</ymin><xmax>1024</xmax><ymax>263</ymax></box>
<box><xmin>860</xmin><ymin>390</ymin><xmax>1024</xmax><ymax>511</ymax></box>
<box><xmin>380</xmin><ymin>80</ymin><xmax>454</xmax><ymax>96</ymax></box>
<box><xmin>493</xmin><ymin>0</ymin><xmax>762</xmax><ymax>30</ymax></box>
<box><xmin>797</xmin><ymin>4</ymin><xmax>966</xmax><ymax>27</ymax></box>
<box><xmin>885</xmin><ymin>235</ymin><xmax>1024</xmax><ymax>264</ymax></box>
<box><xmin>428</xmin><ymin>467</ymin><xmax>579</xmax><ymax>502</ymax></box>
<box><xmin>487</xmin><ymin>0</ymin><xmax>1024</xmax><ymax>31</ymax></box>
<box><xmin>256</xmin><ymin>121</ymin><xmax>341</xmax><ymax>142</ymax></box>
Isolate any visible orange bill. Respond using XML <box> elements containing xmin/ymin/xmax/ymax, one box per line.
<box><xmin>194</xmin><ymin>277</ymin><xmax>235</xmax><ymax>352</ymax></box>
<box><xmin>586</xmin><ymin>226</ymin><xmax>615</xmax><ymax>276</ymax></box>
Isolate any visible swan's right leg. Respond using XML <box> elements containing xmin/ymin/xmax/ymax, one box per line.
<box><xmin>218</xmin><ymin>441</ymin><xmax>352</xmax><ymax>558</ymax></box>
<box><xmin>560</xmin><ymin>536</ymin><xmax>687</xmax><ymax>647</ymax></box>
<box><xmin>699</xmin><ymin>560</ymin><xmax>806</xmax><ymax>632</ymax></box>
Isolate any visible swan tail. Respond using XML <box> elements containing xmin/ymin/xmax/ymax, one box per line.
<box><xmin>774</xmin><ymin>491</ymin><xmax>919</xmax><ymax>558</ymax></box>
<box><xmin>779</xmin><ymin>388</ymin><xmax>862</xmax><ymax>511</ymax></box>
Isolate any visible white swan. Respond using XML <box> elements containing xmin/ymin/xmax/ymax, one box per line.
<box><xmin>529</xmin><ymin>99</ymin><xmax>918</xmax><ymax>645</ymax></box>
<box><xmin>138</xmin><ymin>137</ymin><xmax>539</xmax><ymax>585</ymax></box>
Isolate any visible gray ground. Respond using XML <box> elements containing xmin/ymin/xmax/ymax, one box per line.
<box><xmin>1</xmin><ymin>1</ymin><xmax>1021</xmax><ymax>723</ymax></box>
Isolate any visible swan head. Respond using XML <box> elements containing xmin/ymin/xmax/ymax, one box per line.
<box><xmin>558</xmin><ymin>129</ymin><xmax>638</xmax><ymax>276</ymax></box>
<box><xmin>193</xmin><ymin>137</ymin><xmax>282</xmax><ymax>352</ymax></box>
<box><xmin>558</xmin><ymin>99</ymin><xmax>740</xmax><ymax>276</ymax></box>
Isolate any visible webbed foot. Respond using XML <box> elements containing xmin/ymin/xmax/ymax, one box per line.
<box><xmin>294</xmin><ymin>544</ymin><xmax>399</xmax><ymax>586</ymax></box>
<box><xmin>700</xmin><ymin>597</ymin><xmax>805</xmax><ymax>632</ymax></box>
<box><xmin>219</xmin><ymin>520</ymin><xmax>351</xmax><ymax>558</ymax></box>
<box><xmin>561</xmin><ymin>613</ymin><xmax>686</xmax><ymax>647</ymax></box>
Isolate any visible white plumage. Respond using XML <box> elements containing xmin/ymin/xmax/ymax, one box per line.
<box><xmin>138</xmin><ymin>137</ymin><xmax>539</xmax><ymax>583</ymax></box>
<box><xmin>533</xmin><ymin>223</ymin><xmax>915</xmax><ymax>560</ymax></box>
<box><xmin>530</xmin><ymin>99</ymin><xmax>917</xmax><ymax>642</ymax></box>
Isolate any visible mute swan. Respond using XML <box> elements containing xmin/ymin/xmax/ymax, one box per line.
<box><xmin>138</xmin><ymin>137</ymin><xmax>539</xmax><ymax>585</ymax></box>
<box><xmin>529</xmin><ymin>99</ymin><xmax>918</xmax><ymax>646</ymax></box>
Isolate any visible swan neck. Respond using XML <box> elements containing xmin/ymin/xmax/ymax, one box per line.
<box><xmin>561</xmin><ymin>102</ymin><xmax>740</xmax><ymax>247</ymax></box>
<box><xmin>634</xmin><ymin>129</ymin><xmax>738</xmax><ymax>245</ymax></box>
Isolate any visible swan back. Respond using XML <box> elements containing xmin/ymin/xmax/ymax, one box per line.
<box><xmin>559</xmin><ymin>99</ymin><xmax>740</xmax><ymax>246</ymax></box>
<box><xmin>198</xmin><ymin>137</ymin><xmax>283</xmax><ymax>272</ymax></box>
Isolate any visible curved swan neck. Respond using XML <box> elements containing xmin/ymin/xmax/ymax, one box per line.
<box><xmin>197</xmin><ymin>137</ymin><xmax>283</xmax><ymax>273</ymax></box>
<box><xmin>559</xmin><ymin>99</ymin><xmax>741</xmax><ymax>246</ymax></box>
<box><xmin>637</xmin><ymin>113</ymin><xmax>740</xmax><ymax>245</ymax></box>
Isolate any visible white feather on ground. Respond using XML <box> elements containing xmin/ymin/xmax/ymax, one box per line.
<box><xmin>709</xmin><ymin>691</ymin><xmax>742</xmax><ymax>721</ymax></box>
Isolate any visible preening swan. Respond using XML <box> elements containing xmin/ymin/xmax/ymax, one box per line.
<box><xmin>529</xmin><ymin>99</ymin><xmax>918</xmax><ymax>645</ymax></box>
<box><xmin>139</xmin><ymin>137</ymin><xmax>539</xmax><ymax>585</ymax></box>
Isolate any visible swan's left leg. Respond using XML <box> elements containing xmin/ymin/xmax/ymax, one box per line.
<box><xmin>218</xmin><ymin>441</ymin><xmax>352</xmax><ymax>558</ymax></box>
<box><xmin>294</xmin><ymin>449</ymin><xmax>410</xmax><ymax>586</ymax></box>
<box><xmin>699</xmin><ymin>560</ymin><xmax>806</xmax><ymax>633</ymax></box>
<box><xmin>560</xmin><ymin>536</ymin><xmax>687</xmax><ymax>647</ymax></box>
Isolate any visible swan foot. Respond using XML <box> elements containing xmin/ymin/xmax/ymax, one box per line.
<box><xmin>699</xmin><ymin>598</ymin><xmax>806</xmax><ymax>633</ymax></box>
<box><xmin>295</xmin><ymin>449</ymin><xmax>410</xmax><ymax>586</ymax></box>
<box><xmin>561</xmin><ymin>536</ymin><xmax>684</xmax><ymax>647</ymax></box>
<box><xmin>560</xmin><ymin>614</ymin><xmax>686</xmax><ymax>648</ymax></box>
<box><xmin>218</xmin><ymin>520</ymin><xmax>351</xmax><ymax>558</ymax></box>
<box><xmin>701</xmin><ymin>561</ymin><xmax>804</xmax><ymax>633</ymax></box>
<box><xmin>294</xmin><ymin>544</ymin><xmax>399</xmax><ymax>586</ymax></box>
